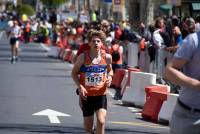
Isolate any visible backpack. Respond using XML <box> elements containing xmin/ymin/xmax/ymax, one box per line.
<box><xmin>111</xmin><ymin>45</ymin><xmax>120</xmax><ymax>62</ymax></box>
<box><xmin>115</xmin><ymin>27</ymin><xmax>122</xmax><ymax>39</ymax></box>
<box><xmin>159</xmin><ymin>31</ymin><xmax>171</xmax><ymax>47</ymax></box>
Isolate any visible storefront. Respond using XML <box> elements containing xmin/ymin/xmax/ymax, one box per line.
<box><xmin>191</xmin><ymin>3</ymin><xmax>200</xmax><ymax>17</ymax></box>
<box><xmin>181</xmin><ymin>0</ymin><xmax>200</xmax><ymax>18</ymax></box>
<box><xmin>159</xmin><ymin>0</ymin><xmax>200</xmax><ymax>20</ymax></box>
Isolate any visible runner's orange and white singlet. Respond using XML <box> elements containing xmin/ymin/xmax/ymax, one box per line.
<box><xmin>79</xmin><ymin>50</ymin><xmax>107</xmax><ymax>96</ymax></box>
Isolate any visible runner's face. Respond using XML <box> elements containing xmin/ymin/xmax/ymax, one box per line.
<box><xmin>90</xmin><ymin>36</ymin><xmax>102</xmax><ymax>51</ymax></box>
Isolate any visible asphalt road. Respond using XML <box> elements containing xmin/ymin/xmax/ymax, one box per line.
<box><xmin>0</xmin><ymin>32</ymin><xmax>170</xmax><ymax>134</ymax></box>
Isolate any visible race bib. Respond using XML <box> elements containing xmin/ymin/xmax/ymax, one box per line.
<box><xmin>85</xmin><ymin>72</ymin><xmax>104</xmax><ymax>86</ymax></box>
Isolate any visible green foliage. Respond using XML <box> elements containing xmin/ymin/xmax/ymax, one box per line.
<box><xmin>40</xmin><ymin>0</ymin><xmax>69</xmax><ymax>8</ymax></box>
<box><xmin>17</xmin><ymin>4</ymin><xmax>35</xmax><ymax>16</ymax></box>
<box><xmin>7</xmin><ymin>3</ymin><xmax>14</xmax><ymax>11</ymax></box>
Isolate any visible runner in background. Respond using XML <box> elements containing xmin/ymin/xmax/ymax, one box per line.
<box><xmin>7</xmin><ymin>20</ymin><xmax>21</xmax><ymax>64</ymax></box>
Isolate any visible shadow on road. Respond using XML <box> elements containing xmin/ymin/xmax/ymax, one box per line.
<box><xmin>0</xmin><ymin>54</ymin><xmax>62</xmax><ymax>63</ymax></box>
<box><xmin>23</xmin><ymin>74</ymin><xmax>71</xmax><ymax>78</ymax></box>
<box><xmin>0</xmin><ymin>125</ymin><xmax>163</xmax><ymax>134</ymax></box>
<box><xmin>106</xmin><ymin>128</ymin><xmax>161</xmax><ymax>134</ymax></box>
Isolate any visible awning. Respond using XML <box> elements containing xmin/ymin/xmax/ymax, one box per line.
<box><xmin>192</xmin><ymin>3</ymin><xmax>200</xmax><ymax>10</ymax></box>
<box><xmin>104</xmin><ymin>0</ymin><xmax>112</xmax><ymax>3</ymax></box>
<box><xmin>160</xmin><ymin>4</ymin><xmax>172</xmax><ymax>10</ymax></box>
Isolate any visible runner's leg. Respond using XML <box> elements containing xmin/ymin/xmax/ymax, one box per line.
<box><xmin>96</xmin><ymin>108</ymin><xmax>106</xmax><ymax>134</ymax></box>
<box><xmin>84</xmin><ymin>116</ymin><xmax>94</xmax><ymax>133</ymax></box>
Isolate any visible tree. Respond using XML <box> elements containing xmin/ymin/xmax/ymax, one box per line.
<box><xmin>40</xmin><ymin>0</ymin><xmax>69</xmax><ymax>8</ymax></box>
<box><xmin>17</xmin><ymin>4</ymin><xmax>35</xmax><ymax>16</ymax></box>
<box><xmin>145</xmin><ymin>0</ymin><xmax>154</xmax><ymax>26</ymax></box>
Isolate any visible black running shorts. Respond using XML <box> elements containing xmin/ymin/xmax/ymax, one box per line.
<box><xmin>81</xmin><ymin>95</ymin><xmax>107</xmax><ymax>117</ymax></box>
<box><xmin>10</xmin><ymin>37</ymin><xmax>18</xmax><ymax>45</ymax></box>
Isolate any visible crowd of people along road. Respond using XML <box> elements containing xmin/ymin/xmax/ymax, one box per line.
<box><xmin>3</xmin><ymin>11</ymin><xmax>200</xmax><ymax>93</ymax></box>
<box><xmin>2</xmin><ymin>10</ymin><xmax>200</xmax><ymax>134</ymax></box>
<box><xmin>137</xmin><ymin>15</ymin><xmax>200</xmax><ymax>90</ymax></box>
<box><xmin>71</xmin><ymin>15</ymin><xmax>200</xmax><ymax>133</ymax></box>
<box><xmin>138</xmin><ymin>15</ymin><xmax>200</xmax><ymax>134</ymax></box>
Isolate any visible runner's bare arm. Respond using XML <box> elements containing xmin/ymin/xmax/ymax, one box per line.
<box><xmin>106</xmin><ymin>53</ymin><xmax>113</xmax><ymax>76</ymax></box>
<box><xmin>106</xmin><ymin>53</ymin><xmax>113</xmax><ymax>87</ymax></box>
<box><xmin>72</xmin><ymin>54</ymin><xmax>78</xmax><ymax>64</ymax></box>
<box><xmin>71</xmin><ymin>53</ymin><xmax>84</xmax><ymax>89</ymax></box>
<box><xmin>71</xmin><ymin>53</ymin><xmax>88</xmax><ymax>99</ymax></box>
<box><xmin>164</xmin><ymin>58</ymin><xmax>200</xmax><ymax>91</ymax></box>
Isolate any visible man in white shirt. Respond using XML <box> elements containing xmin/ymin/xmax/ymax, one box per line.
<box><xmin>153</xmin><ymin>17</ymin><xmax>167</xmax><ymax>78</ymax></box>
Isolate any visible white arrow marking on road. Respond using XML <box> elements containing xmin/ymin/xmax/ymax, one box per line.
<box><xmin>32</xmin><ymin>109</ymin><xmax>71</xmax><ymax>124</ymax></box>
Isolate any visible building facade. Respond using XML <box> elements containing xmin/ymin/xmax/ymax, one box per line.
<box><xmin>128</xmin><ymin>0</ymin><xmax>166</xmax><ymax>28</ymax></box>
<box><xmin>128</xmin><ymin>0</ymin><xmax>200</xmax><ymax>29</ymax></box>
<box><xmin>181</xmin><ymin>0</ymin><xmax>200</xmax><ymax>18</ymax></box>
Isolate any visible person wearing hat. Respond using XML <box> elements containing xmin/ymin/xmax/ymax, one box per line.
<box><xmin>164</xmin><ymin>30</ymin><xmax>200</xmax><ymax>134</ymax></box>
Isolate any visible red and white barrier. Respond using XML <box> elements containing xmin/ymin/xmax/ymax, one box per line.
<box><xmin>158</xmin><ymin>93</ymin><xmax>179</xmax><ymax>123</ymax></box>
<box><xmin>127</xmin><ymin>67</ymin><xmax>141</xmax><ymax>87</ymax></box>
<box><xmin>111</xmin><ymin>69</ymin><xmax>127</xmax><ymax>89</ymax></box>
<box><xmin>122</xmin><ymin>72</ymin><xmax>156</xmax><ymax>107</ymax></box>
<box><xmin>62</xmin><ymin>49</ymin><xmax>75</xmax><ymax>63</ymax></box>
<box><xmin>127</xmin><ymin>43</ymin><xmax>139</xmax><ymax>68</ymax></box>
<box><xmin>145</xmin><ymin>84</ymin><xmax>170</xmax><ymax>96</ymax></box>
<box><xmin>141</xmin><ymin>85</ymin><xmax>170</xmax><ymax>121</ymax></box>
<box><xmin>120</xmin><ymin>67</ymin><xmax>140</xmax><ymax>96</ymax></box>
<box><xmin>120</xmin><ymin>72</ymin><xmax>128</xmax><ymax>96</ymax></box>
<box><xmin>59</xmin><ymin>48</ymin><xmax>68</xmax><ymax>59</ymax></box>
<box><xmin>47</xmin><ymin>46</ymin><xmax>60</xmax><ymax>57</ymax></box>
<box><xmin>142</xmin><ymin>91</ymin><xmax>168</xmax><ymax>121</ymax></box>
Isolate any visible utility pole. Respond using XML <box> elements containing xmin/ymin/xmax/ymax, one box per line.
<box><xmin>87</xmin><ymin>0</ymin><xmax>90</xmax><ymax>12</ymax></box>
<box><xmin>36</xmin><ymin>0</ymin><xmax>40</xmax><ymax>12</ymax></box>
<box><xmin>86</xmin><ymin>0</ymin><xmax>91</xmax><ymax>20</ymax></box>
<box><xmin>98</xmin><ymin>0</ymin><xmax>102</xmax><ymax>20</ymax></box>
<box><xmin>78</xmin><ymin>0</ymin><xmax>80</xmax><ymax>13</ymax></box>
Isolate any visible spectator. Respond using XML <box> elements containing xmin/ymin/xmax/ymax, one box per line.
<box><xmin>109</xmin><ymin>39</ymin><xmax>123</xmax><ymax>73</ymax></box>
<box><xmin>185</xmin><ymin>17</ymin><xmax>196</xmax><ymax>34</ymax></box>
<box><xmin>165</xmin><ymin>26</ymin><xmax>182</xmax><ymax>62</ymax></box>
<box><xmin>164</xmin><ymin>31</ymin><xmax>200</xmax><ymax>134</ymax></box>
<box><xmin>153</xmin><ymin>17</ymin><xmax>168</xmax><ymax>78</ymax></box>
<box><xmin>195</xmin><ymin>15</ymin><xmax>200</xmax><ymax>32</ymax></box>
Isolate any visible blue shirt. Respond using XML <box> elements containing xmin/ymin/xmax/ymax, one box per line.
<box><xmin>176</xmin><ymin>34</ymin><xmax>183</xmax><ymax>46</ymax></box>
